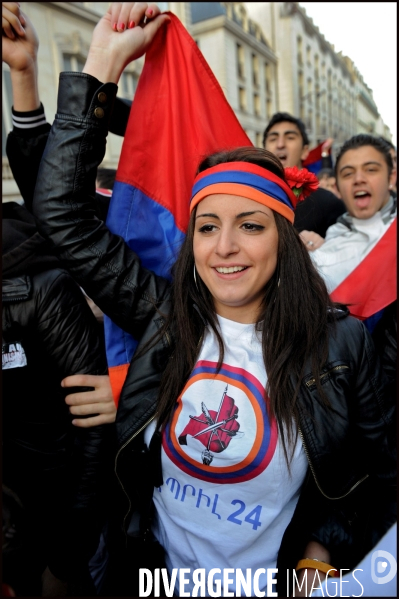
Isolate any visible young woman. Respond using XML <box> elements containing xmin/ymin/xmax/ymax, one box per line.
<box><xmin>22</xmin><ymin>3</ymin><xmax>395</xmax><ymax>596</ymax></box>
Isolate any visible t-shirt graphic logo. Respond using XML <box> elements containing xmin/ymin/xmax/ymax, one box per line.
<box><xmin>178</xmin><ymin>385</ymin><xmax>244</xmax><ymax>466</ymax></box>
<box><xmin>164</xmin><ymin>361</ymin><xmax>278</xmax><ymax>483</ymax></box>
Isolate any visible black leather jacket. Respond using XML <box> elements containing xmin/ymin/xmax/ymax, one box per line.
<box><xmin>31</xmin><ymin>73</ymin><xmax>395</xmax><ymax>593</ymax></box>
<box><xmin>2</xmin><ymin>202</ymin><xmax>111</xmax><ymax>584</ymax></box>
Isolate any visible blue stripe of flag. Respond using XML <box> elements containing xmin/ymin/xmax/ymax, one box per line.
<box><xmin>104</xmin><ymin>182</ymin><xmax>186</xmax><ymax>368</ymax></box>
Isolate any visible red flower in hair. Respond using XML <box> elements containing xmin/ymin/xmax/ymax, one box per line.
<box><xmin>284</xmin><ymin>166</ymin><xmax>319</xmax><ymax>202</ymax></box>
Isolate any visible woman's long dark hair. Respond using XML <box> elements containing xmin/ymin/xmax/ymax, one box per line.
<box><xmin>155</xmin><ymin>147</ymin><xmax>336</xmax><ymax>465</ymax></box>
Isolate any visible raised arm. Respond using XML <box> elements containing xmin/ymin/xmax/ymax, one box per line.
<box><xmin>4</xmin><ymin>3</ymin><xmax>139</xmax><ymax>211</ymax></box>
<box><xmin>2</xmin><ymin>2</ymin><xmax>50</xmax><ymax>210</ymax></box>
<box><xmin>2</xmin><ymin>2</ymin><xmax>39</xmax><ymax>110</ymax></box>
<box><xmin>32</xmin><ymin>3</ymin><xmax>170</xmax><ymax>337</ymax></box>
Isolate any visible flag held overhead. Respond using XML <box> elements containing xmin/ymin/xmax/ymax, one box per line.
<box><xmin>105</xmin><ymin>13</ymin><xmax>252</xmax><ymax>404</ymax></box>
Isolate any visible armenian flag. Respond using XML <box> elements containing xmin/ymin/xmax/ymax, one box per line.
<box><xmin>104</xmin><ymin>13</ymin><xmax>252</xmax><ymax>404</ymax></box>
<box><xmin>303</xmin><ymin>140</ymin><xmax>332</xmax><ymax>175</ymax></box>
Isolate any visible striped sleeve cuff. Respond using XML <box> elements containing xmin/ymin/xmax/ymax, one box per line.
<box><xmin>12</xmin><ymin>103</ymin><xmax>49</xmax><ymax>130</ymax></box>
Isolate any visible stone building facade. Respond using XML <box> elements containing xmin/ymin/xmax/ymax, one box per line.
<box><xmin>190</xmin><ymin>2</ymin><xmax>278</xmax><ymax>147</ymax></box>
<box><xmin>244</xmin><ymin>1</ymin><xmax>391</xmax><ymax>149</ymax></box>
<box><xmin>2</xmin><ymin>1</ymin><xmax>392</xmax><ymax>201</ymax></box>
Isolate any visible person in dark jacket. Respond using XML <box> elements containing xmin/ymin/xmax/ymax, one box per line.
<box><xmin>2</xmin><ymin>200</ymin><xmax>114</xmax><ymax>596</ymax></box>
<box><xmin>6</xmin><ymin>3</ymin><xmax>397</xmax><ymax>597</ymax></box>
<box><xmin>263</xmin><ymin>112</ymin><xmax>346</xmax><ymax>242</ymax></box>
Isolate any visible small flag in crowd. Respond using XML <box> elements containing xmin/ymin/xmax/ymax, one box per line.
<box><xmin>303</xmin><ymin>140</ymin><xmax>333</xmax><ymax>174</ymax></box>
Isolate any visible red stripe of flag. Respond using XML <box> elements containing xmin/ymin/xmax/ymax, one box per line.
<box><xmin>330</xmin><ymin>218</ymin><xmax>397</xmax><ymax>319</ymax></box>
<box><xmin>116</xmin><ymin>12</ymin><xmax>252</xmax><ymax>233</ymax></box>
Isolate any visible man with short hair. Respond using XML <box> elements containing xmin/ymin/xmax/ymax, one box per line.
<box><xmin>311</xmin><ymin>134</ymin><xmax>396</xmax><ymax>294</ymax></box>
<box><xmin>262</xmin><ymin>112</ymin><xmax>310</xmax><ymax>168</ymax></box>
<box><xmin>310</xmin><ymin>134</ymin><xmax>397</xmax><ymax>385</ymax></box>
<box><xmin>263</xmin><ymin>112</ymin><xmax>345</xmax><ymax>240</ymax></box>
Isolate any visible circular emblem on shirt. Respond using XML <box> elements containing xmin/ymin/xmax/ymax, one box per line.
<box><xmin>163</xmin><ymin>360</ymin><xmax>278</xmax><ymax>483</ymax></box>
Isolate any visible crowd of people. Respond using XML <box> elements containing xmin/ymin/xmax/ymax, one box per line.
<box><xmin>2</xmin><ymin>2</ymin><xmax>396</xmax><ymax>597</ymax></box>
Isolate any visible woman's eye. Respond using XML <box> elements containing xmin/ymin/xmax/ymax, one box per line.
<box><xmin>198</xmin><ymin>224</ymin><xmax>217</xmax><ymax>233</ymax></box>
<box><xmin>242</xmin><ymin>223</ymin><xmax>264</xmax><ymax>231</ymax></box>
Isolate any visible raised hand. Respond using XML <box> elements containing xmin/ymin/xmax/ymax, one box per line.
<box><xmin>2</xmin><ymin>2</ymin><xmax>38</xmax><ymax>72</ymax></box>
<box><xmin>83</xmin><ymin>2</ymin><xmax>170</xmax><ymax>84</ymax></box>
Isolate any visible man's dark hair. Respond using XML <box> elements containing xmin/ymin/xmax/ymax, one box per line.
<box><xmin>96</xmin><ymin>168</ymin><xmax>117</xmax><ymax>190</ymax></box>
<box><xmin>317</xmin><ymin>167</ymin><xmax>335</xmax><ymax>180</ymax></box>
<box><xmin>263</xmin><ymin>112</ymin><xmax>309</xmax><ymax>148</ymax></box>
<box><xmin>377</xmin><ymin>136</ymin><xmax>396</xmax><ymax>152</ymax></box>
<box><xmin>335</xmin><ymin>134</ymin><xmax>394</xmax><ymax>177</ymax></box>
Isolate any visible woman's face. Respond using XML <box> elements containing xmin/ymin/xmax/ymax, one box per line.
<box><xmin>193</xmin><ymin>193</ymin><xmax>279</xmax><ymax>323</ymax></box>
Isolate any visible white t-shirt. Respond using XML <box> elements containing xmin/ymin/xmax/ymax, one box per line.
<box><xmin>144</xmin><ymin>315</ymin><xmax>308</xmax><ymax>596</ymax></box>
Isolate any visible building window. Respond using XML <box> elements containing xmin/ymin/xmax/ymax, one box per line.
<box><xmin>315</xmin><ymin>85</ymin><xmax>321</xmax><ymax>109</ymax></box>
<box><xmin>297</xmin><ymin>35</ymin><xmax>303</xmax><ymax>66</ymax></box>
<box><xmin>237</xmin><ymin>43</ymin><xmax>245</xmax><ymax>79</ymax></box>
<box><xmin>327</xmin><ymin>69</ymin><xmax>332</xmax><ymax>90</ymax></box>
<box><xmin>298</xmin><ymin>71</ymin><xmax>304</xmax><ymax>102</ymax></box>
<box><xmin>307</xmin><ymin>77</ymin><xmax>313</xmax><ymax>101</ymax></box>
<box><xmin>264</xmin><ymin>62</ymin><xmax>270</xmax><ymax>94</ymax></box>
<box><xmin>252</xmin><ymin>53</ymin><xmax>259</xmax><ymax>87</ymax></box>
<box><xmin>306</xmin><ymin>45</ymin><xmax>311</xmax><ymax>66</ymax></box>
<box><xmin>266</xmin><ymin>97</ymin><xmax>273</xmax><ymax>120</ymax></box>
<box><xmin>63</xmin><ymin>54</ymin><xmax>86</xmax><ymax>72</ymax></box>
<box><xmin>239</xmin><ymin>87</ymin><xmax>247</xmax><ymax>112</ymax></box>
<box><xmin>253</xmin><ymin>93</ymin><xmax>260</xmax><ymax>116</ymax></box>
<box><xmin>299</xmin><ymin>101</ymin><xmax>305</xmax><ymax>122</ymax></box>
<box><xmin>314</xmin><ymin>54</ymin><xmax>319</xmax><ymax>80</ymax></box>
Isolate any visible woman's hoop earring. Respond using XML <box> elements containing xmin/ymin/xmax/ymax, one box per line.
<box><xmin>193</xmin><ymin>265</ymin><xmax>199</xmax><ymax>291</ymax></box>
<box><xmin>278</xmin><ymin>278</ymin><xmax>280</xmax><ymax>288</ymax></box>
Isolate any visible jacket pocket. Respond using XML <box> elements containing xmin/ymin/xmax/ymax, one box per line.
<box><xmin>304</xmin><ymin>362</ymin><xmax>350</xmax><ymax>389</ymax></box>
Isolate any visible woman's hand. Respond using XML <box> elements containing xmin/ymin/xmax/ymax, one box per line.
<box><xmin>299</xmin><ymin>230</ymin><xmax>325</xmax><ymax>252</ymax></box>
<box><xmin>62</xmin><ymin>374</ymin><xmax>116</xmax><ymax>427</ymax></box>
<box><xmin>83</xmin><ymin>2</ymin><xmax>170</xmax><ymax>84</ymax></box>
<box><xmin>2</xmin><ymin>3</ymin><xmax>38</xmax><ymax>72</ymax></box>
<box><xmin>292</xmin><ymin>540</ymin><xmax>332</xmax><ymax>597</ymax></box>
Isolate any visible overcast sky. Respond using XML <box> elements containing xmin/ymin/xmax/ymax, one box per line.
<box><xmin>299</xmin><ymin>2</ymin><xmax>397</xmax><ymax>145</ymax></box>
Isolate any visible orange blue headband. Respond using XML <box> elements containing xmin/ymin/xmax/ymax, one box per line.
<box><xmin>190</xmin><ymin>161</ymin><xmax>298</xmax><ymax>223</ymax></box>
